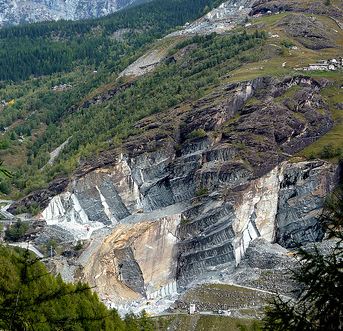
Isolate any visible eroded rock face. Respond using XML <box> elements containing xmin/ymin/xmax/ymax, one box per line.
<box><xmin>73</xmin><ymin>159</ymin><xmax>338</xmax><ymax>302</ymax></box>
<box><xmin>81</xmin><ymin>216</ymin><xmax>180</xmax><ymax>302</ymax></box>
<box><xmin>176</xmin><ymin>160</ymin><xmax>338</xmax><ymax>288</ymax></box>
<box><xmin>12</xmin><ymin>75</ymin><xmax>340</xmax><ymax>302</ymax></box>
<box><xmin>275</xmin><ymin>161</ymin><xmax>336</xmax><ymax>248</ymax></box>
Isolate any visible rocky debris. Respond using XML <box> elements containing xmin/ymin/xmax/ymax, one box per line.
<box><xmin>52</xmin><ymin>84</ymin><xmax>72</xmax><ymax>92</ymax></box>
<box><xmin>119</xmin><ymin>49</ymin><xmax>169</xmax><ymax>78</ymax></box>
<box><xmin>277</xmin><ymin>14</ymin><xmax>336</xmax><ymax>50</ymax></box>
<box><xmin>230</xmin><ymin>237</ymin><xmax>341</xmax><ymax>297</ymax></box>
<box><xmin>169</xmin><ymin>0</ymin><xmax>256</xmax><ymax>37</ymax></box>
<box><xmin>220</xmin><ymin>238</ymin><xmax>300</xmax><ymax>297</ymax></box>
<box><xmin>35</xmin><ymin>224</ymin><xmax>75</xmax><ymax>246</ymax></box>
<box><xmin>47</xmin><ymin>137</ymin><xmax>71</xmax><ymax>166</ymax></box>
<box><xmin>0</xmin><ymin>0</ymin><xmax>137</xmax><ymax>27</ymax></box>
<box><xmin>242</xmin><ymin>237</ymin><xmax>291</xmax><ymax>269</ymax></box>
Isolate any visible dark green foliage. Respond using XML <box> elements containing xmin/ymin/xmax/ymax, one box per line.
<box><xmin>280</xmin><ymin>40</ymin><xmax>295</xmax><ymax>49</ymax></box>
<box><xmin>0</xmin><ymin>245</ymin><xmax>154</xmax><ymax>330</ymax></box>
<box><xmin>196</xmin><ymin>186</ymin><xmax>209</xmax><ymax>197</ymax></box>
<box><xmin>0</xmin><ymin>179</ymin><xmax>11</xmax><ymax>194</ymax></box>
<box><xmin>4</xmin><ymin>220</ymin><xmax>29</xmax><ymax>241</ymax></box>
<box><xmin>75</xmin><ymin>240</ymin><xmax>84</xmax><ymax>251</ymax></box>
<box><xmin>0</xmin><ymin>0</ymin><xmax>226</xmax><ymax>81</ymax></box>
<box><xmin>318</xmin><ymin>144</ymin><xmax>342</xmax><ymax>159</ymax></box>
<box><xmin>124</xmin><ymin>311</ymin><xmax>154</xmax><ymax>331</ymax></box>
<box><xmin>237</xmin><ymin>321</ymin><xmax>262</xmax><ymax>331</ymax></box>
<box><xmin>263</xmin><ymin>187</ymin><xmax>343</xmax><ymax>331</ymax></box>
<box><xmin>187</xmin><ymin>128</ymin><xmax>207</xmax><ymax>139</ymax></box>
<box><xmin>0</xmin><ymin>161</ymin><xmax>13</xmax><ymax>179</ymax></box>
<box><xmin>0</xmin><ymin>139</ymin><xmax>10</xmax><ymax>150</ymax></box>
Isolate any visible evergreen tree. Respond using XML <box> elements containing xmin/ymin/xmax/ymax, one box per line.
<box><xmin>0</xmin><ymin>246</ymin><xmax>149</xmax><ymax>330</ymax></box>
<box><xmin>263</xmin><ymin>187</ymin><xmax>343</xmax><ymax>331</ymax></box>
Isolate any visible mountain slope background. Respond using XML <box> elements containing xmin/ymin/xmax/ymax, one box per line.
<box><xmin>0</xmin><ymin>0</ymin><xmax>147</xmax><ymax>27</ymax></box>
<box><xmin>0</xmin><ymin>0</ymin><xmax>342</xmax><ymax>326</ymax></box>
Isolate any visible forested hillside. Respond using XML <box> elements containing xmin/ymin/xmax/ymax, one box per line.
<box><xmin>0</xmin><ymin>0</ymin><xmax>225</xmax><ymax>198</ymax></box>
<box><xmin>0</xmin><ymin>0</ymin><xmax>223</xmax><ymax>81</ymax></box>
<box><xmin>0</xmin><ymin>245</ymin><xmax>153</xmax><ymax>330</ymax></box>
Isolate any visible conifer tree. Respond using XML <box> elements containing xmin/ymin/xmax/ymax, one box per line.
<box><xmin>263</xmin><ymin>187</ymin><xmax>343</xmax><ymax>331</ymax></box>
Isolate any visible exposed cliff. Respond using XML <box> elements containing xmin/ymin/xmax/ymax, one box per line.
<box><xmin>42</xmin><ymin>158</ymin><xmax>338</xmax><ymax>304</ymax></box>
<box><xmin>12</xmin><ymin>75</ymin><xmax>338</xmax><ymax>304</ymax></box>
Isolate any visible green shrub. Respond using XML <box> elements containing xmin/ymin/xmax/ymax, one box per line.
<box><xmin>188</xmin><ymin>128</ymin><xmax>207</xmax><ymax>139</ymax></box>
<box><xmin>4</xmin><ymin>220</ymin><xmax>29</xmax><ymax>242</ymax></box>
<box><xmin>0</xmin><ymin>179</ymin><xmax>11</xmax><ymax>195</ymax></box>
<box><xmin>319</xmin><ymin>144</ymin><xmax>342</xmax><ymax>159</ymax></box>
<box><xmin>280</xmin><ymin>40</ymin><xmax>295</xmax><ymax>49</ymax></box>
<box><xmin>196</xmin><ymin>186</ymin><xmax>209</xmax><ymax>197</ymax></box>
<box><xmin>75</xmin><ymin>240</ymin><xmax>84</xmax><ymax>251</ymax></box>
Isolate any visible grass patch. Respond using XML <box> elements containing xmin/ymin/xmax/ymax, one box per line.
<box><xmin>181</xmin><ymin>284</ymin><xmax>273</xmax><ymax>309</ymax></box>
<box><xmin>154</xmin><ymin>314</ymin><xmax>262</xmax><ymax>331</ymax></box>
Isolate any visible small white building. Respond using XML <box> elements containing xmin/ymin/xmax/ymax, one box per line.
<box><xmin>189</xmin><ymin>304</ymin><xmax>196</xmax><ymax>315</ymax></box>
<box><xmin>303</xmin><ymin>57</ymin><xmax>343</xmax><ymax>71</ymax></box>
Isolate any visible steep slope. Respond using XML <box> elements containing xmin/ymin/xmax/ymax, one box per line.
<box><xmin>2</xmin><ymin>0</ymin><xmax>343</xmax><ymax>317</ymax></box>
<box><xmin>0</xmin><ymin>0</ymin><xmax>141</xmax><ymax>27</ymax></box>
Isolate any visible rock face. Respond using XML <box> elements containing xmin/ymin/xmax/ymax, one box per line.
<box><xmin>250</xmin><ymin>0</ymin><xmax>343</xmax><ymax>19</ymax></box>
<box><xmin>277</xmin><ymin>14</ymin><xmax>335</xmax><ymax>50</ymax></box>
<box><xmin>0</xmin><ymin>0</ymin><xmax>138</xmax><ymax>27</ymax></box>
<box><xmin>80</xmin><ymin>216</ymin><xmax>180</xmax><ymax>302</ymax></box>
<box><xmin>275</xmin><ymin>161</ymin><xmax>334</xmax><ymax>248</ymax></box>
<box><xmin>11</xmin><ymin>75</ymin><xmax>339</xmax><ymax>302</ymax></box>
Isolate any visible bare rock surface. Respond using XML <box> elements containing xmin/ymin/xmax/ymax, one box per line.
<box><xmin>277</xmin><ymin>14</ymin><xmax>335</xmax><ymax>50</ymax></box>
<box><xmin>0</xmin><ymin>0</ymin><xmax>138</xmax><ymax>27</ymax></box>
<box><xmin>14</xmin><ymin>74</ymin><xmax>339</xmax><ymax>307</ymax></box>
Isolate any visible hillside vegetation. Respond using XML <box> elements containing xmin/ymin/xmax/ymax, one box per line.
<box><xmin>0</xmin><ymin>245</ymin><xmax>153</xmax><ymax>330</ymax></box>
<box><xmin>0</xmin><ymin>0</ymin><xmax>342</xmax><ymax>202</ymax></box>
<box><xmin>0</xmin><ymin>0</ymin><xmax>224</xmax><ymax>81</ymax></box>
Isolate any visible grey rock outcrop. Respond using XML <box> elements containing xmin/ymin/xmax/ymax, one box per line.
<box><xmin>277</xmin><ymin>14</ymin><xmax>335</xmax><ymax>50</ymax></box>
<box><xmin>275</xmin><ymin>161</ymin><xmax>337</xmax><ymax>248</ymax></box>
<box><xmin>11</xmin><ymin>75</ymin><xmax>340</xmax><ymax>302</ymax></box>
<box><xmin>0</xmin><ymin>0</ymin><xmax>138</xmax><ymax>27</ymax></box>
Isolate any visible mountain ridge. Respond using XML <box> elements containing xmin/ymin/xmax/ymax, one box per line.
<box><xmin>0</xmin><ymin>0</ymin><xmax>144</xmax><ymax>27</ymax></box>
